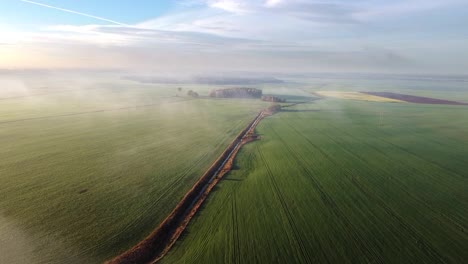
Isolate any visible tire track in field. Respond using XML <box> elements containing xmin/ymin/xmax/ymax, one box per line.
<box><xmin>328</xmin><ymin>118</ymin><xmax>468</xmax><ymax>184</ymax></box>
<box><xmin>231</xmin><ymin>190</ymin><xmax>241</xmax><ymax>264</ymax></box>
<box><xmin>297</xmin><ymin>116</ymin><xmax>468</xmax><ymax>232</ymax></box>
<box><xmin>301</xmin><ymin>112</ymin><xmax>464</xmax><ymax>184</ymax></box>
<box><xmin>322</xmin><ymin>117</ymin><xmax>468</xmax><ymax>226</ymax></box>
<box><xmin>320</xmin><ymin>121</ymin><xmax>468</xmax><ymax>234</ymax></box>
<box><xmin>359</xmin><ymin>123</ymin><xmax>467</xmax><ymax>180</ymax></box>
<box><xmin>374</xmin><ymin>125</ymin><xmax>468</xmax><ymax>178</ymax></box>
<box><xmin>388</xmin><ymin>124</ymin><xmax>468</xmax><ymax>163</ymax></box>
<box><xmin>229</xmin><ymin>147</ymin><xmax>256</xmax><ymax>264</ymax></box>
<box><xmin>256</xmin><ymin>145</ymin><xmax>315</xmax><ymax>264</ymax></box>
<box><xmin>266</xmin><ymin>122</ymin><xmax>379</xmax><ymax>263</ymax></box>
<box><xmin>280</xmin><ymin>117</ymin><xmax>450</xmax><ymax>263</ymax></box>
<box><xmin>381</xmin><ymin>136</ymin><xmax>466</xmax><ymax>180</ymax></box>
<box><xmin>349</xmin><ymin>178</ymin><xmax>451</xmax><ymax>263</ymax></box>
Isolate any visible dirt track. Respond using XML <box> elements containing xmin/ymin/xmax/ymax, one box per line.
<box><xmin>107</xmin><ymin>110</ymin><xmax>268</xmax><ymax>264</ymax></box>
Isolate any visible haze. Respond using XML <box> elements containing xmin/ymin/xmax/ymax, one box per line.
<box><xmin>1</xmin><ymin>0</ymin><xmax>468</xmax><ymax>74</ymax></box>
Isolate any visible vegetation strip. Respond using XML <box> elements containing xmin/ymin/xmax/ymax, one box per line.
<box><xmin>107</xmin><ymin>109</ymin><xmax>269</xmax><ymax>264</ymax></box>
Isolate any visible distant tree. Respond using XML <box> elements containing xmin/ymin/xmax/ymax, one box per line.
<box><xmin>187</xmin><ymin>90</ymin><xmax>199</xmax><ymax>98</ymax></box>
<box><xmin>262</xmin><ymin>95</ymin><xmax>286</xmax><ymax>103</ymax></box>
<box><xmin>208</xmin><ymin>88</ymin><xmax>262</xmax><ymax>98</ymax></box>
<box><xmin>178</xmin><ymin>87</ymin><xmax>182</xmax><ymax>92</ymax></box>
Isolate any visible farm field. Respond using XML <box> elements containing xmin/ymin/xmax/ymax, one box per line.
<box><xmin>0</xmin><ymin>82</ymin><xmax>267</xmax><ymax>264</ymax></box>
<box><xmin>296</xmin><ymin>75</ymin><xmax>468</xmax><ymax>103</ymax></box>
<box><xmin>314</xmin><ymin>91</ymin><xmax>403</xmax><ymax>102</ymax></box>
<box><xmin>2</xmin><ymin>1</ymin><xmax>467</xmax><ymax>263</ymax></box>
<box><xmin>163</xmin><ymin>98</ymin><xmax>468</xmax><ymax>263</ymax></box>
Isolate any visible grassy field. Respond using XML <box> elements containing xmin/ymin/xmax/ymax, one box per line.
<box><xmin>163</xmin><ymin>97</ymin><xmax>468</xmax><ymax>263</ymax></box>
<box><xmin>0</xmin><ymin>81</ymin><xmax>267</xmax><ymax>264</ymax></box>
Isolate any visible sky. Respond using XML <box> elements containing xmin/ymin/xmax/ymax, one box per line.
<box><xmin>0</xmin><ymin>0</ymin><xmax>467</xmax><ymax>75</ymax></box>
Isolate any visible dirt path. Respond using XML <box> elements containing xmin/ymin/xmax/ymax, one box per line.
<box><xmin>107</xmin><ymin>110</ymin><xmax>269</xmax><ymax>264</ymax></box>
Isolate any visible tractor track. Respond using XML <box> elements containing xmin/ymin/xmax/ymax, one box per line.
<box><xmin>280</xmin><ymin>115</ymin><xmax>449</xmax><ymax>263</ymax></box>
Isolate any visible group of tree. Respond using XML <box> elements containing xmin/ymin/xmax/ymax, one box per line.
<box><xmin>187</xmin><ymin>90</ymin><xmax>199</xmax><ymax>98</ymax></box>
<box><xmin>209</xmin><ymin>88</ymin><xmax>262</xmax><ymax>98</ymax></box>
<box><xmin>261</xmin><ymin>95</ymin><xmax>286</xmax><ymax>103</ymax></box>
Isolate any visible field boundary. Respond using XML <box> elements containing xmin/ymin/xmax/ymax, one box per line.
<box><xmin>107</xmin><ymin>109</ymin><xmax>268</xmax><ymax>264</ymax></box>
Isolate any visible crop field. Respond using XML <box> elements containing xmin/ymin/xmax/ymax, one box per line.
<box><xmin>298</xmin><ymin>76</ymin><xmax>468</xmax><ymax>103</ymax></box>
<box><xmin>315</xmin><ymin>91</ymin><xmax>403</xmax><ymax>103</ymax></box>
<box><xmin>0</xmin><ymin>81</ymin><xmax>267</xmax><ymax>264</ymax></box>
<box><xmin>163</xmin><ymin>98</ymin><xmax>468</xmax><ymax>263</ymax></box>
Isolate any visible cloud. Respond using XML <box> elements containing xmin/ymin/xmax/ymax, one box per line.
<box><xmin>264</xmin><ymin>0</ymin><xmax>282</xmax><ymax>8</ymax></box>
<box><xmin>266</xmin><ymin>2</ymin><xmax>357</xmax><ymax>24</ymax></box>
<box><xmin>353</xmin><ymin>0</ymin><xmax>466</xmax><ymax>21</ymax></box>
<box><xmin>2</xmin><ymin>0</ymin><xmax>467</xmax><ymax>74</ymax></box>
<box><xmin>195</xmin><ymin>0</ymin><xmax>466</xmax><ymax>23</ymax></box>
<box><xmin>207</xmin><ymin>0</ymin><xmax>250</xmax><ymax>14</ymax></box>
<box><xmin>198</xmin><ymin>0</ymin><xmax>357</xmax><ymax>24</ymax></box>
<box><xmin>44</xmin><ymin>24</ymin><xmax>259</xmax><ymax>49</ymax></box>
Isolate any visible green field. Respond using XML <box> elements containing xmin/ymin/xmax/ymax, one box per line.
<box><xmin>0</xmin><ymin>82</ymin><xmax>266</xmax><ymax>264</ymax></box>
<box><xmin>163</xmin><ymin>98</ymin><xmax>468</xmax><ymax>263</ymax></box>
<box><xmin>2</xmin><ymin>75</ymin><xmax>468</xmax><ymax>264</ymax></box>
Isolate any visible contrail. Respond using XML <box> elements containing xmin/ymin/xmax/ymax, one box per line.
<box><xmin>20</xmin><ymin>0</ymin><xmax>129</xmax><ymax>26</ymax></box>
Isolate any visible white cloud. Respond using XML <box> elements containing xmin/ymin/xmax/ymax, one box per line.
<box><xmin>208</xmin><ymin>0</ymin><xmax>250</xmax><ymax>14</ymax></box>
<box><xmin>265</xmin><ymin>0</ymin><xmax>283</xmax><ymax>8</ymax></box>
<box><xmin>1</xmin><ymin>0</ymin><xmax>467</xmax><ymax>74</ymax></box>
<box><xmin>353</xmin><ymin>0</ymin><xmax>466</xmax><ymax>21</ymax></box>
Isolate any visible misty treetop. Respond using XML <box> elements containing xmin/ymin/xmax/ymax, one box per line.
<box><xmin>209</xmin><ymin>88</ymin><xmax>262</xmax><ymax>99</ymax></box>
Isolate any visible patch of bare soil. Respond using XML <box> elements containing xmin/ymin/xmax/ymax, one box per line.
<box><xmin>362</xmin><ymin>92</ymin><xmax>468</xmax><ymax>105</ymax></box>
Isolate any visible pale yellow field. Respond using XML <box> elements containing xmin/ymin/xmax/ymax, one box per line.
<box><xmin>315</xmin><ymin>91</ymin><xmax>404</xmax><ymax>103</ymax></box>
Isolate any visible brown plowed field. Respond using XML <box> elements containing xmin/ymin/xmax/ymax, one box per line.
<box><xmin>362</xmin><ymin>92</ymin><xmax>468</xmax><ymax>105</ymax></box>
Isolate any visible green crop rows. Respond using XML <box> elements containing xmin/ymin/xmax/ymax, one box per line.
<box><xmin>163</xmin><ymin>99</ymin><xmax>468</xmax><ymax>263</ymax></box>
<box><xmin>0</xmin><ymin>85</ymin><xmax>266</xmax><ymax>264</ymax></box>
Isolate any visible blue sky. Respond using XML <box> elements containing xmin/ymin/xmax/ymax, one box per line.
<box><xmin>1</xmin><ymin>0</ymin><xmax>173</xmax><ymax>26</ymax></box>
<box><xmin>1</xmin><ymin>0</ymin><xmax>467</xmax><ymax>74</ymax></box>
